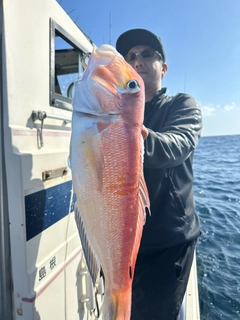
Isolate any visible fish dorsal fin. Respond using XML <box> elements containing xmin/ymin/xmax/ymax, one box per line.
<box><xmin>129</xmin><ymin>173</ymin><xmax>150</xmax><ymax>279</ymax></box>
<box><xmin>75</xmin><ymin>204</ymin><xmax>101</xmax><ymax>285</ymax></box>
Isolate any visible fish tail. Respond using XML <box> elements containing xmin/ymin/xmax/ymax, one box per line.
<box><xmin>103</xmin><ymin>287</ymin><xmax>132</xmax><ymax>320</ymax></box>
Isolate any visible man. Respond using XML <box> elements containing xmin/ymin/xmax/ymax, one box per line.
<box><xmin>116</xmin><ymin>29</ymin><xmax>202</xmax><ymax>320</ymax></box>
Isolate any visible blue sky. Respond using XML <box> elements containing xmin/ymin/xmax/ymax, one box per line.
<box><xmin>59</xmin><ymin>0</ymin><xmax>240</xmax><ymax>137</ymax></box>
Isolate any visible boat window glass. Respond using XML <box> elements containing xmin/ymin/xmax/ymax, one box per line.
<box><xmin>50</xmin><ymin>20</ymin><xmax>87</xmax><ymax>111</ymax></box>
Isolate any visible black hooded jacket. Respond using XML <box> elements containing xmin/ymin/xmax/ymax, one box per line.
<box><xmin>140</xmin><ymin>88</ymin><xmax>203</xmax><ymax>253</ymax></box>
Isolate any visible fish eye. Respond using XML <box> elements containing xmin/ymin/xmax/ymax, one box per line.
<box><xmin>126</xmin><ymin>80</ymin><xmax>140</xmax><ymax>93</ymax></box>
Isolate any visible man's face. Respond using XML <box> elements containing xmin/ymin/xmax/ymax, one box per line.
<box><xmin>125</xmin><ymin>45</ymin><xmax>167</xmax><ymax>90</ymax></box>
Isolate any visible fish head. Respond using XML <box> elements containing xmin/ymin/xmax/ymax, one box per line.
<box><xmin>73</xmin><ymin>44</ymin><xmax>145</xmax><ymax>120</ymax></box>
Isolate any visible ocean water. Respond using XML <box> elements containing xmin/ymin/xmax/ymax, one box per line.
<box><xmin>193</xmin><ymin>134</ymin><xmax>240</xmax><ymax>319</ymax></box>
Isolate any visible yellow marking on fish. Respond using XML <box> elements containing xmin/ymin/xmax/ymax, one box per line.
<box><xmin>83</xmin><ymin>146</ymin><xmax>95</xmax><ymax>167</ymax></box>
<box><xmin>117</xmin><ymin>176</ymin><xmax>125</xmax><ymax>182</ymax></box>
<box><xmin>114</xmin><ymin>189</ymin><xmax>130</xmax><ymax>196</ymax></box>
<box><xmin>106</xmin><ymin>180</ymin><xmax>137</xmax><ymax>197</ymax></box>
<box><xmin>111</xmin><ymin>287</ymin><xmax>131</xmax><ymax>320</ymax></box>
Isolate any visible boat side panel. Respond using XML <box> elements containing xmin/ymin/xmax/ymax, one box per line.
<box><xmin>3</xmin><ymin>0</ymin><xmax>95</xmax><ymax>319</ymax></box>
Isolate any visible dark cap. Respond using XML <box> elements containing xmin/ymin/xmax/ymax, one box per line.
<box><xmin>116</xmin><ymin>28</ymin><xmax>166</xmax><ymax>62</ymax></box>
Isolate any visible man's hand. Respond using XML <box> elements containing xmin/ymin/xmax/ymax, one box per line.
<box><xmin>141</xmin><ymin>125</ymin><xmax>149</xmax><ymax>140</ymax></box>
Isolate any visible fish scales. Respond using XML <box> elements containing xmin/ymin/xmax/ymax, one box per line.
<box><xmin>71</xmin><ymin>44</ymin><xmax>150</xmax><ymax>320</ymax></box>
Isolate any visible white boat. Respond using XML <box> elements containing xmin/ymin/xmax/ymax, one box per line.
<box><xmin>0</xmin><ymin>0</ymin><xmax>200</xmax><ymax>319</ymax></box>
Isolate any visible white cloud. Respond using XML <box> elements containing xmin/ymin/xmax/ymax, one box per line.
<box><xmin>201</xmin><ymin>104</ymin><xmax>216</xmax><ymax>117</ymax></box>
<box><xmin>224</xmin><ymin>102</ymin><xmax>237</xmax><ymax>111</ymax></box>
<box><xmin>200</xmin><ymin>101</ymin><xmax>239</xmax><ymax>117</ymax></box>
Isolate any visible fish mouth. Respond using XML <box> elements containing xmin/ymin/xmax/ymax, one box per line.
<box><xmin>75</xmin><ymin>110</ymin><xmax>120</xmax><ymax>117</ymax></box>
<box><xmin>73</xmin><ymin>110</ymin><xmax>121</xmax><ymax>124</ymax></box>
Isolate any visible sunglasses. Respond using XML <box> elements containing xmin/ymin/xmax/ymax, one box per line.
<box><xmin>124</xmin><ymin>48</ymin><xmax>163</xmax><ymax>64</ymax></box>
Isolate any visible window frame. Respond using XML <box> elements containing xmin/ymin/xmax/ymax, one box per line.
<box><xmin>50</xmin><ymin>19</ymin><xmax>87</xmax><ymax>111</ymax></box>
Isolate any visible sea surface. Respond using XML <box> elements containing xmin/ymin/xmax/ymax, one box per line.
<box><xmin>193</xmin><ymin>134</ymin><xmax>240</xmax><ymax>319</ymax></box>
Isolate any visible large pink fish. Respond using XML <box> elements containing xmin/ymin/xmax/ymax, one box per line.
<box><xmin>71</xmin><ymin>44</ymin><xmax>150</xmax><ymax>320</ymax></box>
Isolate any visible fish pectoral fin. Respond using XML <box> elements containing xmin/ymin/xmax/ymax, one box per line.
<box><xmin>139</xmin><ymin>173</ymin><xmax>151</xmax><ymax>225</ymax></box>
<box><xmin>75</xmin><ymin>204</ymin><xmax>101</xmax><ymax>285</ymax></box>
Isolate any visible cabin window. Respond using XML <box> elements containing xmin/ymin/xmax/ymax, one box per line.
<box><xmin>50</xmin><ymin>19</ymin><xmax>89</xmax><ymax>111</ymax></box>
